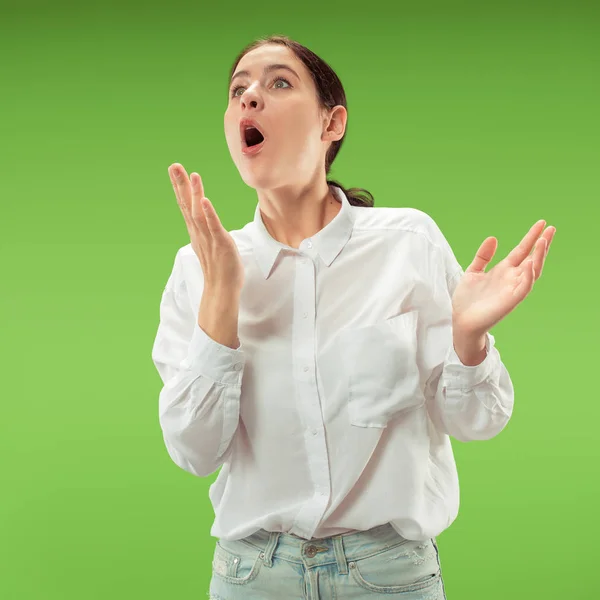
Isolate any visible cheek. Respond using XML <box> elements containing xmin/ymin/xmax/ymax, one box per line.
<box><xmin>286</xmin><ymin>117</ymin><xmax>322</xmax><ymax>157</ymax></box>
<box><xmin>224</xmin><ymin>112</ymin><xmax>237</xmax><ymax>143</ymax></box>
<box><xmin>224</xmin><ymin>125</ymin><xmax>239</xmax><ymax>152</ymax></box>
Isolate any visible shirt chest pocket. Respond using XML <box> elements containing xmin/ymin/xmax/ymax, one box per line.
<box><xmin>336</xmin><ymin>310</ymin><xmax>423</xmax><ymax>428</ymax></box>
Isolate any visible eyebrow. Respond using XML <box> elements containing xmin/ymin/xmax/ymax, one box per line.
<box><xmin>230</xmin><ymin>63</ymin><xmax>300</xmax><ymax>86</ymax></box>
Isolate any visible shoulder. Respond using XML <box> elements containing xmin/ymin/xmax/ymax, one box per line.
<box><xmin>352</xmin><ymin>205</ymin><xmax>463</xmax><ymax>283</ymax></box>
<box><xmin>351</xmin><ymin>204</ymin><xmax>450</xmax><ymax>253</ymax></box>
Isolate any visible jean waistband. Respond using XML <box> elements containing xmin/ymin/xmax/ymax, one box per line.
<box><xmin>231</xmin><ymin>523</ymin><xmax>418</xmax><ymax>574</ymax></box>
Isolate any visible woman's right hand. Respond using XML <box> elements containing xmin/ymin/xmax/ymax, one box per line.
<box><xmin>169</xmin><ymin>163</ymin><xmax>245</xmax><ymax>295</ymax></box>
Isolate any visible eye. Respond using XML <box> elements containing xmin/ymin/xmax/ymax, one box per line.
<box><xmin>273</xmin><ymin>76</ymin><xmax>291</xmax><ymax>89</ymax></box>
<box><xmin>230</xmin><ymin>76</ymin><xmax>292</xmax><ymax>98</ymax></box>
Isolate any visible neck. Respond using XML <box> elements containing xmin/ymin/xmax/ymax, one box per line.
<box><xmin>257</xmin><ymin>178</ymin><xmax>341</xmax><ymax>249</ymax></box>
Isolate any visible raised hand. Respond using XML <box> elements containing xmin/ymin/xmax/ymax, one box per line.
<box><xmin>451</xmin><ymin>219</ymin><xmax>556</xmax><ymax>337</ymax></box>
<box><xmin>169</xmin><ymin>163</ymin><xmax>245</xmax><ymax>294</ymax></box>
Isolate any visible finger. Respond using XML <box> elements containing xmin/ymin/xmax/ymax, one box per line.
<box><xmin>190</xmin><ymin>173</ymin><xmax>211</xmax><ymax>240</ymax></box>
<box><xmin>169</xmin><ymin>164</ymin><xmax>198</xmax><ymax>238</ymax></box>
<box><xmin>465</xmin><ymin>237</ymin><xmax>497</xmax><ymax>274</ymax></box>
<box><xmin>171</xmin><ymin>163</ymin><xmax>192</xmax><ymax>209</ymax></box>
<box><xmin>201</xmin><ymin>197</ymin><xmax>226</xmax><ymax>237</ymax></box>
<box><xmin>537</xmin><ymin>226</ymin><xmax>555</xmax><ymax>278</ymax></box>
<box><xmin>543</xmin><ymin>226</ymin><xmax>556</xmax><ymax>255</ymax></box>
<box><xmin>517</xmin><ymin>257</ymin><xmax>536</xmax><ymax>299</ymax></box>
<box><xmin>190</xmin><ymin>170</ymin><xmax>205</xmax><ymax>198</ymax></box>
<box><xmin>533</xmin><ymin>237</ymin><xmax>546</xmax><ymax>279</ymax></box>
<box><xmin>505</xmin><ymin>220</ymin><xmax>546</xmax><ymax>266</ymax></box>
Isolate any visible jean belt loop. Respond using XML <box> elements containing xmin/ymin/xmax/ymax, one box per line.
<box><xmin>332</xmin><ymin>535</ymin><xmax>348</xmax><ymax>575</ymax></box>
<box><xmin>262</xmin><ymin>531</ymin><xmax>280</xmax><ymax>567</ymax></box>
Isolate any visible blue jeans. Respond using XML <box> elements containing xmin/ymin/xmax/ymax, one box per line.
<box><xmin>209</xmin><ymin>522</ymin><xmax>447</xmax><ymax>599</ymax></box>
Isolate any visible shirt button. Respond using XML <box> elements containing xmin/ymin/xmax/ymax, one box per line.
<box><xmin>234</xmin><ymin>363</ymin><xmax>242</xmax><ymax>371</ymax></box>
<box><xmin>303</xmin><ymin>312</ymin><xmax>308</xmax><ymax>318</ymax></box>
<box><xmin>303</xmin><ymin>366</ymin><xmax>309</xmax><ymax>372</ymax></box>
<box><xmin>307</xmin><ymin>241</ymin><xmax>313</xmax><ymax>248</ymax></box>
<box><xmin>311</xmin><ymin>429</ymin><xmax>317</xmax><ymax>436</ymax></box>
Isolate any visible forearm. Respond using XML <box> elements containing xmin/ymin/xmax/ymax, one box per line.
<box><xmin>198</xmin><ymin>286</ymin><xmax>241</xmax><ymax>349</ymax></box>
<box><xmin>452</xmin><ymin>329</ymin><xmax>487</xmax><ymax>366</ymax></box>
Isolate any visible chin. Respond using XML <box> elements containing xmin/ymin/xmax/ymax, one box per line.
<box><xmin>239</xmin><ymin>166</ymin><xmax>282</xmax><ymax>191</ymax></box>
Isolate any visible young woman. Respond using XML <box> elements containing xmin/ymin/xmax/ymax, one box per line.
<box><xmin>152</xmin><ymin>35</ymin><xmax>555</xmax><ymax>600</ymax></box>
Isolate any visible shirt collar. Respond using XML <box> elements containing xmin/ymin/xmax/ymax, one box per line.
<box><xmin>250</xmin><ymin>184</ymin><xmax>355</xmax><ymax>279</ymax></box>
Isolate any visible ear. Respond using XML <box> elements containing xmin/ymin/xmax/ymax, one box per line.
<box><xmin>322</xmin><ymin>105</ymin><xmax>347</xmax><ymax>143</ymax></box>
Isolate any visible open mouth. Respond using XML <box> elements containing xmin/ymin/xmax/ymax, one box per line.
<box><xmin>240</xmin><ymin>118</ymin><xmax>267</xmax><ymax>155</ymax></box>
<box><xmin>241</xmin><ymin>125</ymin><xmax>266</xmax><ymax>155</ymax></box>
<box><xmin>244</xmin><ymin>126</ymin><xmax>265</xmax><ymax>148</ymax></box>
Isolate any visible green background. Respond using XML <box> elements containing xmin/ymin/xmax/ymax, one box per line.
<box><xmin>1</xmin><ymin>0</ymin><xmax>597</xmax><ymax>598</ymax></box>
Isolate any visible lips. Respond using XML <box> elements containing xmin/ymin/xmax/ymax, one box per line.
<box><xmin>241</xmin><ymin>141</ymin><xmax>265</xmax><ymax>155</ymax></box>
<box><xmin>240</xmin><ymin>118</ymin><xmax>266</xmax><ymax>153</ymax></box>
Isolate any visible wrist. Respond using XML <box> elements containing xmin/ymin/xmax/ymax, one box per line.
<box><xmin>452</xmin><ymin>328</ymin><xmax>488</xmax><ymax>366</ymax></box>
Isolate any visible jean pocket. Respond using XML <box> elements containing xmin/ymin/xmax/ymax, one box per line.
<box><xmin>348</xmin><ymin>538</ymin><xmax>441</xmax><ymax>594</ymax></box>
<box><xmin>337</xmin><ymin>310</ymin><xmax>423</xmax><ymax>428</ymax></box>
<box><xmin>211</xmin><ymin>540</ymin><xmax>263</xmax><ymax>585</ymax></box>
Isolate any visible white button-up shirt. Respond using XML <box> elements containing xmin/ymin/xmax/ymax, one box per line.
<box><xmin>152</xmin><ymin>185</ymin><xmax>514</xmax><ymax>542</ymax></box>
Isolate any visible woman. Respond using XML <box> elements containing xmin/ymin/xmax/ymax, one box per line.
<box><xmin>152</xmin><ymin>35</ymin><xmax>555</xmax><ymax>599</ymax></box>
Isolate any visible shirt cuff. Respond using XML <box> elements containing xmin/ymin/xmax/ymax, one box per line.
<box><xmin>442</xmin><ymin>332</ymin><xmax>499</xmax><ymax>390</ymax></box>
<box><xmin>181</xmin><ymin>323</ymin><xmax>245</xmax><ymax>386</ymax></box>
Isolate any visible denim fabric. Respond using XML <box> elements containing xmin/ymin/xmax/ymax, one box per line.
<box><xmin>209</xmin><ymin>522</ymin><xmax>447</xmax><ymax>599</ymax></box>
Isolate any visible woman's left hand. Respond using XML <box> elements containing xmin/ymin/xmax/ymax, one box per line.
<box><xmin>451</xmin><ymin>220</ymin><xmax>556</xmax><ymax>337</ymax></box>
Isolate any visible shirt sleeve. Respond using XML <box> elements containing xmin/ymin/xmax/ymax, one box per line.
<box><xmin>151</xmin><ymin>248</ymin><xmax>245</xmax><ymax>476</ymax></box>
<box><xmin>418</xmin><ymin>219</ymin><xmax>515</xmax><ymax>443</ymax></box>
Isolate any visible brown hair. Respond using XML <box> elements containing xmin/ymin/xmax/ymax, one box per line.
<box><xmin>228</xmin><ymin>34</ymin><xmax>375</xmax><ymax>208</ymax></box>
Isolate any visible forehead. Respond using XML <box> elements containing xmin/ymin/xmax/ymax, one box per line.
<box><xmin>234</xmin><ymin>44</ymin><xmax>306</xmax><ymax>78</ymax></box>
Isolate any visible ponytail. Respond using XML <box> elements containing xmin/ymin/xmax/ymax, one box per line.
<box><xmin>327</xmin><ymin>179</ymin><xmax>374</xmax><ymax>208</ymax></box>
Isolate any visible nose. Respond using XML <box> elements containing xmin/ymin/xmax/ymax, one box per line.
<box><xmin>241</xmin><ymin>84</ymin><xmax>262</xmax><ymax>110</ymax></box>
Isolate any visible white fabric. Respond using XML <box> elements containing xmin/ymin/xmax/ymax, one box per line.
<box><xmin>152</xmin><ymin>185</ymin><xmax>514</xmax><ymax>542</ymax></box>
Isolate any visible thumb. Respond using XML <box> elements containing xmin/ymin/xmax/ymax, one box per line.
<box><xmin>465</xmin><ymin>237</ymin><xmax>497</xmax><ymax>274</ymax></box>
